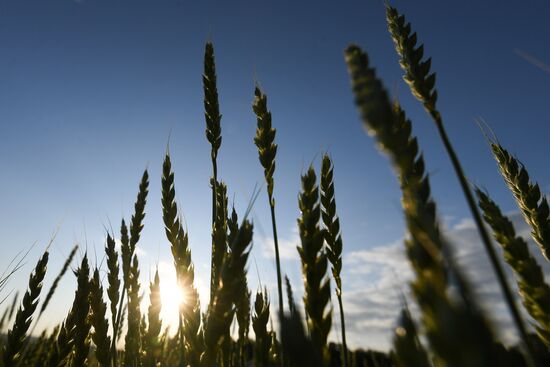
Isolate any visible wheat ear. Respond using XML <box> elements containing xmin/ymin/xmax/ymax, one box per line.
<box><xmin>124</xmin><ymin>255</ymin><xmax>142</xmax><ymax>367</ymax></box>
<box><xmin>252</xmin><ymin>289</ymin><xmax>271</xmax><ymax>367</ymax></box>
<box><xmin>3</xmin><ymin>251</ymin><xmax>48</xmax><ymax>367</ymax></box>
<box><xmin>89</xmin><ymin>268</ymin><xmax>111</xmax><ymax>367</ymax></box>
<box><xmin>320</xmin><ymin>153</ymin><xmax>347</xmax><ymax>367</ymax></box>
<box><xmin>104</xmin><ymin>232</ymin><xmax>120</xmax><ymax>365</ymax></box>
<box><xmin>297</xmin><ymin>166</ymin><xmax>332</xmax><ymax>364</ymax></box>
<box><xmin>229</xmin><ymin>207</ymin><xmax>252</xmax><ymax>367</ymax></box>
<box><xmin>203</xmin><ymin>219</ymin><xmax>253</xmax><ymax>366</ymax></box>
<box><xmin>392</xmin><ymin>307</ymin><xmax>431</xmax><ymax>367</ymax></box>
<box><xmin>210</xmin><ymin>179</ymin><xmax>228</xmax><ymax>303</ymax></box>
<box><xmin>144</xmin><ymin>269</ymin><xmax>162</xmax><ymax>367</ymax></box>
<box><xmin>385</xmin><ymin>4</ymin><xmax>535</xmax><ymax>360</ymax></box>
<box><xmin>114</xmin><ymin>169</ymin><xmax>149</xmax><ymax>351</ymax></box>
<box><xmin>477</xmin><ymin>188</ymin><xmax>550</xmax><ymax>348</ymax></box>
<box><xmin>252</xmin><ymin>87</ymin><xmax>285</xmax><ymax>352</ymax></box>
<box><xmin>0</xmin><ymin>292</ymin><xmax>19</xmax><ymax>331</ymax></box>
<box><xmin>490</xmin><ymin>143</ymin><xmax>550</xmax><ymax>262</ymax></box>
<box><xmin>345</xmin><ymin>44</ymin><xmax>503</xmax><ymax>366</ymax></box>
<box><xmin>37</xmin><ymin>245</ymin><xmax>78</xmax><ymax>321</ymax></box>
<box><xmin>70</xmin><ymin>254</ymin><xmax>92</xmax><ymax>366</ymax></box>
<box><xmin>161</xmin><ymin>153</ymin><xmax>203</xmax><ymax>366</ymax></box>
<box><xmin>204</xmin><ymin>41</ymin><xmax>222</xmax><ymax>231</ymax></box>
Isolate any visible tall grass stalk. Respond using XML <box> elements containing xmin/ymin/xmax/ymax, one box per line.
<box><xmin>385</xmin><ymin>4</ymin><xmax>535</xmax><ymax>360</ymax></box>
<box><xmin>320</xmin><ymin>154</ymin><xmax>347</xmax><ymax>367</ymax></box>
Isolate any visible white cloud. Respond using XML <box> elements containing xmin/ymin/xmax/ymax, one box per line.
<box><xmin>331</xmin><ymin>211</ymin><xmax>550</xmax><ymax>351</ymax></box>
<box><xmin>259</xmin><ymin>227</ymin><xmax>300</xmax><ymax>261</ymax></box>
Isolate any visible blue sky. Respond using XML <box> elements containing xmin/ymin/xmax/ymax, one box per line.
<box><xmin>0</xmin><ymin>0</ymin><xmax>549</xmax><ymax>350</ymax></box>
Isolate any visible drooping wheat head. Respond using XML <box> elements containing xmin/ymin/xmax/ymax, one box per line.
<box><xmin>477</xmin><ymin>188</ymin><xmax>550</xmax><ymax>348</ymax></box>
<box><xmin>491</xmin><ymin>143</ymin><xmax>550</xmax><ymax>262</ymax></box>
<box><xmin>3</xmin><ymin>251</ymin><xmax>48</xmax><ymax>367</ymax></box>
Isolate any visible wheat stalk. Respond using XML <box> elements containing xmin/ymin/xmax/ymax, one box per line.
<box><xmin>252</xmin><ymin>87</ymin><xmax>285</xmax><ymax>354</ymax></box>
<box><xmin>3</xmin><ymin>251</ymin><xmax>48</xmax><ymax>367</ymax></box>
<box><xmin>144</xmin><ymin>269</ymin><xmax>162</xmax><ymax>367</ymax></box>
<box><xmin>69</xmin><ymin>254</ymin><xmax>92</xmax><ymax>367</ymax></box>
<box><xmin>203</xmin><ymin>219</ymin><xmax>253</xmax><ymax>366</ymax></box>
<box><xmin>124</xmin><ymin>255</ymin><xmax>142</xmax><ymax>367</ymax></box>
<box><xmin>320</xmin><ymin>153</ymin><xmax>347</xmax><ymax>367</ymax></box>
<box><xmin>297</xmin><ymin>166</ymin><xmax>332</xmax><ymax>365</ymax></box>
<box><xmin>252</xmin><ymin>289</ymin><xmax>270</xmax><ymax>367</ymax></box>
<box><xmin>204</xmin><ymin>41</ymin><xmax>222</xmax><ymax>234</ymax></box>
<box><xmin>161</xmin><ymin>153</ymin><xmax>203</xmax><ymax>366</ymax></box>
<box><xmin>345</xmin><ymin>44</ymin><xmax>504</xmax><ymax>366</ymax></box>
<box><xmin>385</xmin><ymin>4</ymin><xmax>535</xmax><ymax>360</ymax></box>
<box><xmin>210</xmin><ymin>179</ymin><xmax>228</xmax><ymax>304</ymax></box>
<box><xmin>490</xmin><ymin>142</ymin><xmax>550</xmax><ymax>262</ymax></box>
<box><xmin>89</xmin><ymin>268</ymin><xmax>111</xmax><ymax>367</ymax></box>
<box><xmin>113</xmin><ymin>170</ymin><xmax>149</xmax><ymax>353</ymax></box>
<box><xmin>228</xmin><ymin>207</ymin><xmax>252</xmax><ymax>367</ymax></box>
<box><xmin>477</xmin><ymin>188</ymin><xmax>550</xmax><ymax>348</ymax></box>
<box><xmin>0</xmin><ymin>292</ymin><xmax>19</xmax><ymax>332</ymax></box>
<box><xmin>392</xmin><ymin>307</ymin><xmax>431</xmax><ymax>367</ymax></box>
<box><xmin>104</xmin><ymin>232</ymin><xmax>120</xmax><ymax>365</ymax></box>
<box><xmin>37</xmin><ymin>245</ymin><xmax>78</xmax><ymax>321</ymax></box>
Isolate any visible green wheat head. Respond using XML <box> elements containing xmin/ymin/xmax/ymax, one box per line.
<box><xmin>477</xmin><ymin>188</ymin><xmax>550</xmax><ymax>348</ymax></box>
<box><xmin>3</xmin><ymin>251</ymin><xmax>48</xmax><ymax>367</ymax></box>
<box><xmin>204</xmin><ymin>42</ymin><xmax>222</xmax><ymax>160</ymax></box>
<box><xmin>253</xmin><ymin>87</ymin><xmax>278</xmax><ymax>199</ymax></box>
<box><xmin>297</xmin><ymin>166</ymin><xmax>332</xmax><ymax>364</ymax></box>
<box><xmin>386</xmin><ymin>4</ymin><xmax>439</xmax><ymax>122</ymax></box>
<box><xmin>89</xmin><ymin>268</ymin><xmax>111</xmax><ymax>367</ymax></box>
<box><xmin>491</xmin><ymin>143</ymin><xmax>550</xmax><ymax>262</ymax></box>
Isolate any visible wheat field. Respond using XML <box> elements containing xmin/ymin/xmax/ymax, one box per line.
<box><xmin>0</xmin><ymin>3</ymin><xmax>549</xmax><ymax>367</ymax></box>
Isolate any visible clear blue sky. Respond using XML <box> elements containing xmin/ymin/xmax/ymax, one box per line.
<box><xmin>1</xmin><ymin>0</ymin><xmax>549</xmax><ymax>350</ymax></box>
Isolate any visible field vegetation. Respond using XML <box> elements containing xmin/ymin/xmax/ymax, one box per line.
<box><xmin>0</xmin><ymin>4</ymin><xmax>549</xmax><ymax>366</ymax></box>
